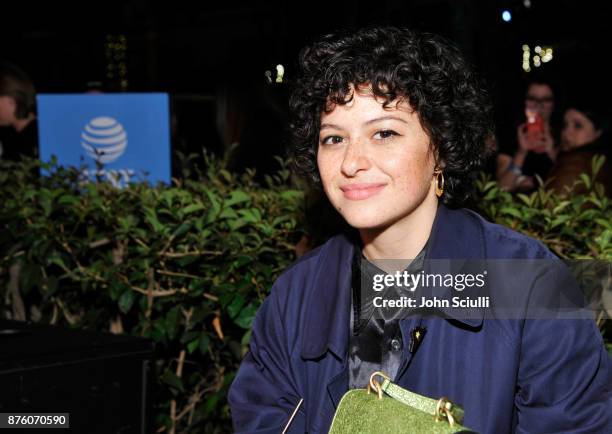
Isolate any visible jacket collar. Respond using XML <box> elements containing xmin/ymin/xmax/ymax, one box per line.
<box><xmin>300</xmin><ymin>203</ymin><xmax>486</xmax><ymax>360</ymax></box>
<box><xmin>423</xmin><ymin>204</ymin><xmax>486</xmax><ymax>327</ymax></box>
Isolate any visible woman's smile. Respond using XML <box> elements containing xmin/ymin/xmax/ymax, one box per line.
<box><xmin>339</xmin><ymin>182</ymin><xmax>387</xmax><ymax>200</ymax></box>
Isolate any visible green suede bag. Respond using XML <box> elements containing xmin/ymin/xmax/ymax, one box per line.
<box><xmin>328</xmin><ymin>372</ymin><xmax>476</xmax><ymax>434</ymax></box>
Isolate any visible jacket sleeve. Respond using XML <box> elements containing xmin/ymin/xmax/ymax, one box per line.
<box><xmin>228</xmin><ymin>284</ymin><xmax>306</xmax><ymax>434</ymax></box>
<box><xmin>514</xmin><ymin>265</ymin><xmax>612</xmax><ymax>433</ymax></box>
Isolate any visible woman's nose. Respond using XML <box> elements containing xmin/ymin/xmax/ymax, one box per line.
<box><xmin>561</xmin><ymin>128</ymin><xmax>572</xmax><ymax>145</ymax></box>
<box><xmin>340</xmin><ymin>140</ymin><xmax>371</xmax><ymax>177</ymax></box>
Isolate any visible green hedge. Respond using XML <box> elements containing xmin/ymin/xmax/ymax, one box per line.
<box><xmin>0</xmin><ymin>155</ymin><xmax>610</xmax><ymax>432</ymax></box>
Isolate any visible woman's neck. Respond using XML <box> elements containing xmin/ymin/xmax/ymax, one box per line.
<box><xmin>360</xmin><ymin>195</ymin><xmax>438</xmax><ymax>261</ymax></box>
<box><xmin>13</xmin><ymin>114</ymin><xmax>35</xmax><ymax>133</ymax></box>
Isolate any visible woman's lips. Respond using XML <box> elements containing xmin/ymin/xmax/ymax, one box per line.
<box><xmin>340</xmin><ymin>183</ymin><xmax>386</xmax><ymax>200</ymax></box>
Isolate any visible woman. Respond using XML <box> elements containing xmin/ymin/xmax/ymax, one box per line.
<box><xmin>0</xmin><ymin>62</ymin><xmax>38</xmax><ymax>161</ymax></box>
<box><xmin>228</xmin><ymin>27</ymin><xmax>610</xmax><ymax>433</ymax></box>
<box><xmin>496</xmin><ymin>77</ymin><xmax>559</xmax><ymax>192</ymax></box>
<box><xmin>548</xmin><ymin>100</ymin><xmax>611</xmax><ymax>196</ymax></box>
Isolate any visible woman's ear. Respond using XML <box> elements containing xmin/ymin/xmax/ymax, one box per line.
<box><xmin>429</xmin><ymin>142</ymin><xmax>442</xmax><ymax>170</ymax></box>
<box><xmin>593</xmin><ymin>129</ymin><xmax>603</xmax><ymax>142</ymax></box>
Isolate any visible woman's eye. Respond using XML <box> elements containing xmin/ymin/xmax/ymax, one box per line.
<box><xmin>574</xmin><ymin>122</ymin><xmax>583</xmax><ymax>130</ymax></box>
<box><xmin>321</xmin><ymin>135</ymin><xmax>344</xmax><ymax>145</ymax></box>
<box><xmin>373</xmin><ymin>130</ymin><xmax>399</xmax><ymax>140</ymax></box>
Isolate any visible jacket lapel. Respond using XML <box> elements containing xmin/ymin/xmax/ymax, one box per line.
<box><xmin>424</xmin><ymin>204</ymin><xmax>486</xmax><ymax>327</ymax></box>
<box><xmin>300</xmin><ymin>232</ymin><xmax>354</xmax><ymax>360</ymax></box>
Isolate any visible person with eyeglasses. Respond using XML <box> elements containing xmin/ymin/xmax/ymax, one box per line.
<box><xmin>497</xmin><ymin>76</ymin><xmax>560</xmax><ymax>192</ymax></box>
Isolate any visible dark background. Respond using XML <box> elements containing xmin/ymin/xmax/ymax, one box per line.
<box><xmin>2</xmin><ymin>0</ymin><xmax>610</xmax><ymax>170</ymax></box>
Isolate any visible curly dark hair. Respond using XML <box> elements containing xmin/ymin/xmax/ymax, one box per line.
<box><xmin>289</xmin><ymin>26</ymin><xmax>494</xmax><ymax>206</ymax></box>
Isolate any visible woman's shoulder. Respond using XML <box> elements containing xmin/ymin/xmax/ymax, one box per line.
<box><xmin>459</xmin><ymin>207</ymin><xmax>557</xmax><ymax>260</ymax></box>
<box><xmin>268</xmin><ymin>233</ymin><xmax>353</xmax><ymax>302</ymax></box>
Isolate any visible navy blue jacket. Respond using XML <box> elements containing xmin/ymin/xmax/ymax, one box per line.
<box><xmin>228</xmin><ymin>205</ymin><xmax>611</xmax><ymax>433</ymax></box>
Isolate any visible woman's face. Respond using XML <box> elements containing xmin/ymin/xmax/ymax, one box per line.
<box><xmin>0</xmin><ymin>95</ymin><xmax>17</xmax><ymax>127</ymax></box>
<box><xmin>316</xmin><ymin>87</ymin><xmax>437</xmax><ymax>231</ymax></box>
<box><xmin>561</xmin><ymin>108</ymin><xmax>602</xmax><ymax>151</ymax></box>
<box><xmin>525</xmin><ymin>83</ymin><xmax>554</xmax><ymax>122</ymax></box>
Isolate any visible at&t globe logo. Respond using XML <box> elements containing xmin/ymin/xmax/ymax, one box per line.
<box><xmin>81</xmin><ymin>116</ymin><xmax>127</xmax><ymax>164</ymax></box>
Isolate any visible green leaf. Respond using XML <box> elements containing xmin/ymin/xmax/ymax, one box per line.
<box><xmin>550</xmin><ymin>215</ymin><xmax>572</xmax><ymax>229</ymax></box>
<box><xmin>588</xmin><ymin>196</ymin><xmax>603</xmax><ymax>209</ymax></box>
<box><xmin>227</xmin><ymin>294</ymin><xmax>245</xmax><ymax>319</ymax></box>
<box><xmin>579</xmin><ymin>173</ymin><xmax>591</xmax><ymax>190</ymax></box>
<box><xmin>204</xmin><ymin>189</ymin><xmax>221</xmax><ymax>215</ymax></box>
<box><xmin>171</xmin><ymin>222</ymin><xmax>191</xmax><ymax>238</ymax></box>
<box><xmin>272</xmin><ymin>215</ymin><xmax>291</xmax><ymax>227</ymax></box>
<box><xmin>238</xmin><ymin>208</ymin><xmax>261</xmax><ymax>223</ymax></box>
<box><xmin>44</xmin><ymin>276</ymin><xmax>59</xmax><ymax>295</ymax></box>
<box><xmin>165</xmin><ymin>307</ymin><xmax>181</xmax><ymax>340</ymax></box>
<box><xmin>225</xmin><ymin>190</ymin><xmax>251</xmax><ymax>207</ymax></box>
<box><xmin>218</xmin><ymin>291</ymin><xmax>235</xmax><ymax>308</ymax></box>
<box><xmin>235</xmin><ymin>303</ymin><xmax>258</xmax><ymax>329</ymax></box>
<box><xmin>219</xmin><ymin>208</ymin><xmax>239</xmax><ymax>219</ymax></box>
<box><xmin>241</xmin><ymin>330</ymin><xmax>252</xmax><ymax>347</ymax></box>
<box><xmin>516</xmin><ymin>193</ymin><xmax>533</xmax><ymax>207</ymax></box>
<box><xmin>592</xmin><ymin>154</ymin><xmax>605</xmax><ymax>177</ymax></box>
<box><xmin>180</xmin><ymin>330</ymin><xmax>200</xmax><ymax>344</ymax></box>
<box><xmin>143</xmin><ymin>208</ymin><xmax>164</xmax><ymax>232</ymax></box>
<box><xmin>162</xmin><ymin>370</ymin><xmax>184</xmax><ymax>392</ymax></box>
<box><xmin>483</xmin><ymin>188</ymin><xmax>499</xmax><ymax>201</ymax></box>
<box><xmin>181</xmin><ymin>203</ymin><xmax>205</xmax><ymax>216</ymax></box>
<box><xmin>227</xmin><ymin>218</ymin><xmax>247</xmax><ymax>231</ymax></box>
<box><xmin>118</xmin><ymin>289</ymin><xmax>135</xmax><ymax>313</ymax></box>
<box><xmin>499</xmin><ymin>207</ymin><xmax>522</xmax><ymax>219</ymax></box>
<box><xmin>58</xmin><ymin>194</ymin><xmax>79</xmax><ymax>206</ymax></box>
<box><xmin>279</xmin><ymin>190</ymin><xmax>303</xmax><ymax>201</ymax></box>
<box><xmin>159</xmin><ymin>190</ymin><xmax>175</xmax><ymax>208</ymax></box>
<box><xmin>187</xmin><ymin>339</ymin><xmax>199</xmax><ymax>354</ymax></box>
<box><xmin>204</xmin><ymin>394</ymin><xmax>219</xmax><ymax>415</ymax></box>
<box><xmin>219</xmin><ymin>169</ymin><xmax>233</xmax><ymax>182</ymax></box>
<box><xmin>552</xmin><ymin>201</ymin><xmax>571</xmax><ymax>215</ymax></box>
<box><xmin>595</xmin><ymin>219</ymin><xmax>612</xmax><ymax>230</ymax></box>
<box><xmin>233</xmin><ymin>255</ymin><xmax>253</xmax><ymax>269</ymax></box>
<box><xmin>174</xmin><ymin>255</ymin><xmax>200</xmax><ymax>266</ymax></box>
<box><xmin>47</xmin><ymin>254</ymin><xmax>67</xmax><ymax>270</ymax></box>
<box><xmin>199</xmin><ymin>333</ymin><xmax>210</xmax><ymax>354</ymax></box>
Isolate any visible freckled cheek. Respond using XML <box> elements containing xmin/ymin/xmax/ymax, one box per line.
<box><xmin>383</xmin><ymin>154</ymin><xmax>429</xmax><ymax>186</ymax></box>
<box><xmin>317</xmin><ymin>154</ymin><xmax>341</xmax><ymax>192</ymax></box>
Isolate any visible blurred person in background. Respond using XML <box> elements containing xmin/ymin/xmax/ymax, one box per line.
<box><xmin>0</xmin><ymin>62</ymin><xmax>38</xmax><ymax>161</ymax></box>
<box><xmin>496</xmin><ymin>75</ymin><xmax>561</xmax><ymax>192</ymax></box>
<box><xmin>548</xmin><ymin>96</ymin><xmax>611</xmax><ymax>196</ymax></box>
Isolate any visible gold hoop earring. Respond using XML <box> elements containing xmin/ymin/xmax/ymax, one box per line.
<box><xmin>434</xmin><ymin>170</ymin><xmax>444</xmax><ymax>198</ymax></box>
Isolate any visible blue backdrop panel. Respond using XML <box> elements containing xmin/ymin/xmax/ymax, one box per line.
<box><xmin>37</xmin><ymin>93</ymin><xmax>170</xmax><ymax>184</ymax></box>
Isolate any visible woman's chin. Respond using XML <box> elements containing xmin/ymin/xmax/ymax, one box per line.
<box><xmin>339</xmin><ymin>213</ymin><xmax>392</xmax><ymax>231</ymax></box>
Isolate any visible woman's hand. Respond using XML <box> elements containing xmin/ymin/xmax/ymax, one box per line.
<box><xmin>517</xmin><ymin>123</ymin><xmax>556</xmax><ymax>160</ymax></box>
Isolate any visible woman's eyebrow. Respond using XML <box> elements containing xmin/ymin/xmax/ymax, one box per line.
<box><xmin>364</xmin><ymin>115</ymin><xmax>408</xmax><ymax>125</ymax></box>
<box><xmin>320</xmin><ymin>123</ymin><xmax>344</xmax><ymax>131</ymax></box>
<box><xmin>320</xmin><ymin>116</ymin><xmax>408</xmax><ymax>132</ymax></box>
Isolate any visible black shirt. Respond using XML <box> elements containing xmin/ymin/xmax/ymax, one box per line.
<box><xmin>348</xmin><ymin>244</ymin><xmax>427</xmax><ymax>389</ymax></box>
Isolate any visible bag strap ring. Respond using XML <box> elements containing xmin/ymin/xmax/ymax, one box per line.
<box><xmin>435</xmin><ymin>396</ymin><xmax>456</xmax><ymax>427</ymax></box>
<box><xmin>366</xmin><ymin>371</ymin><xmax>391</xmax><ymax>400</ymax></box>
